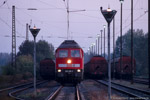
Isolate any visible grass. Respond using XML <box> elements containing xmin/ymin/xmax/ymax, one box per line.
<box><xmin>18</xmin><ymin>88</ymin><xmax>48</xmax><ymax>100</ymax></box>
<box><xmin>0</xmin><ymin>73</ymin><xmax>33</xmax><ymax>89</ymax></box>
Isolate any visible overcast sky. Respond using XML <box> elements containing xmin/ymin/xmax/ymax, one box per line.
<box><xmin>0</xmin><ymin>0</ymin><xmax>148</xmax><ymax>54</ymax></box>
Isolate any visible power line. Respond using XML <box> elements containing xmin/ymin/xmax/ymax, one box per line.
<box><xmin>116</xmin><ymin>11</ymin><xmax>147</xmax><ymax>36</ymax></box>
<box><xmin>35</xmin><ymin>0</ymin><xmax>58</xmax><ymax>8</ymax></box>
<box><xmin>0</xmin><ymin>16</ymin><xmax>11</xmax><ymax>28</ymax></box>
<box><xmin>6</xmin><ymin>3</ymin><xmax>25</xmax><ymax>27</ymax></box>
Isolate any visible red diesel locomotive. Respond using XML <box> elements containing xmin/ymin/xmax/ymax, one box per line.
<box><xmin>55</xmin><ymin>40</ymin><xmax>84</xmax><ymax>83</ymax></box>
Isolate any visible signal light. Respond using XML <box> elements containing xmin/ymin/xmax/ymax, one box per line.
<box><xmin>67</xmin><ymin>59</ymin><xmax>72</xmax><ymax>64</ymax></box>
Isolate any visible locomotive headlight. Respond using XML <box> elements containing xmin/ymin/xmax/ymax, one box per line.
<box><xmin>58</xmin><ymin>69</ymin><xmax>61</xmax><ymax>72</ymax></box>
<box><xmin>67</xmin><ymin>59</ymin><xmax>72</xmax><ymax>64</ymax></box>
<box><xmin>77</xmin><ymin>69</ymin><xmax>81</xmax><ymax>72</ymax></box>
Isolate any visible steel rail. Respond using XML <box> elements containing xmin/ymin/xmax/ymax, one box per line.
<box><xmin>0</xmin><ymin>81</ymin><xmax>39</xmax><ymax>93</ymax></box>
<box><xmin>96</xmin><ymin>80</ymin><xmax>150</xmax><ymax>100</ymax></box>
<box><xmin>45</xmin><ymin>86</ymin><xmax>63</xmax><ymax>100</ymax></box>
<box><xmin>75</xmin><ymin>85</ymin><xmax>82</xmax><ymax>100</ymax></box>
<box><xmin>9</xmin><ymin>80</ymin><xmax>47</xmax><ymax>100</ymax></box>
<box><xmin>111</xmin><ymin>81</ymin><xmax>150</xmax><ymax>95</ymax></box>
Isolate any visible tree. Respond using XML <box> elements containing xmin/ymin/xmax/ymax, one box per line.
<box><xmin>36</xmin><ymin>40</ymin><xmax>54</xmax><ymax>63</ymax></box>
<box><xmin>17</xmin><ymin>40</ymin><xmax>55</xmax><ymax>63</ymax></box>
<box><xmin>17</xmin><ymin>40</ymin><xmax>34</xmax><ymax>56</ymax></box>
<box><xmin>16</xmin><ymin>55</ymin><xmax>33</xmax><ymax>74</ymax></box>
<box><xmin>1</xmin><ymin>55</ymin><xmax>33</xmax><ymax>80</ymax></box>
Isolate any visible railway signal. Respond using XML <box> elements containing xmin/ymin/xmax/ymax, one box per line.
<box><xmin>30</xmin><ymin>26</ymin><xmax>40</xmax><ymax>95</ymax></box>
<box><xmin>100</xmin><ymin>7</ymin><xmax>117</xmax><ymax>100</ymax></box>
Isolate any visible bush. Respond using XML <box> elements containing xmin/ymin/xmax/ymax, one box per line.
<box><xmin>1</xmin><ymin>64</ymin><xmax>15</xmax><ymax>75</ymax></box>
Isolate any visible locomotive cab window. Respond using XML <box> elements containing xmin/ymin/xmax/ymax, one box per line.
<box><xmin>58</xmin><ymin>50</ymin><xmax>68</xmax><ymax>58</ymax></box>
<box><xmin>71</xmin><ymin>50</ymin><xmax>80</xmax><ymax>57</ymax></box>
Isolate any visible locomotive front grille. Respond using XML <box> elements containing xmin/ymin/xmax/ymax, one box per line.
<box><xmin>65</xmin><ymin>69</ymin><xmax>73</xmax><ymax>73</ymax></box>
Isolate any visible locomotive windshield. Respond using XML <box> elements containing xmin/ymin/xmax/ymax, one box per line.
<box><xmin>58</xmin><ymin>50</ymin><xmax>68</xmax><ymax>57</ymax></box>
<box><xmin>71</xmin><ymin>50</ymin><xmax>80</xmax><ymax>57</ymax></box>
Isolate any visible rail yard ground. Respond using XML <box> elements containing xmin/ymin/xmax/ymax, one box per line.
<box><xmin>111</xmin><ymin>79</ymin><xmax>150</xmax><ymax>91</ymax></box>
<box><xmin>0</xmin><ymin>79</ymin><xmax>149</xmax><ymax>100</ymax></box>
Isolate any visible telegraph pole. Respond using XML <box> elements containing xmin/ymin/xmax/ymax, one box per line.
<box><xmin>93</xmin><ymin>43</ymin><xmax>96</xmax><ymax>55</ymax></box>
<box><xmin>91</xmin><ymin>44</ymin><xmax>93</xmax><ymax>56</ymax></box>
<box><xmin>67</xmin><ymin>0</ymin><xmax>69</xmax><ymax>39</ymax></box>
<box><xmin>120</xmin><ymin>0</ymin><xmax>124</xmax><ymax>81</ymax></box>
<box><xmin>100</xmin><ymin>30</ymin><xmax>103</xmax><ymax>56</ymax></box>
<box><xmin>63</xmin><ymin>0</ymin><xmax>85</xmax><ymax>40</ymax></box>
<box><xmin>131</xmin><ymin>0</ymin><xmax>134</xmax><ymax>84</ymax></box>
<box><xmin>97</xmin><ymin>34</ymin><xmax>100</xmax><ymax>55</ymax></box>
<box><xmin>103</xmin><ymin>25</ymin><xmax>106</xmax><ymax>58</ymax></box>
<box><xmin>148</xmin><ymin>0</ymin><xmax>150</xmax><ymax>88</ymax></box>
<box><xmin>12</xmin><ymin>5</ymin><xmax>16</xmax><ymax>68</ymax></box>
<box><xmin>96</xmin><ymin>39</ymin><xmax>97</xmax><ymax>55</ymax></box>
<box><xmin>26</xmin><ymin>23</ymin><xmax>29</xmax><ymax>40</ymax></box>
<box><xmin>113</xmin><ymin>17</ymin><xmax>116</xmax><ymax>79</ymax></box>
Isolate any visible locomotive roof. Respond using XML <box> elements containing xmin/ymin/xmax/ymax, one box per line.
<box><xmin>57</xmin><ymin>40</ymin><xmax>81</xmax><ymax>49</ymax></box>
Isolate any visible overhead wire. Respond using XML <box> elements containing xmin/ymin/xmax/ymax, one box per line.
<box><xmin>0</xmin><ymin>16</ymin><xmax>11</xmax><ymax>29</ymax></box>
<box><xmin>5</xmin><ymin>2</ymin><xmax>25</xmax><ymax>37</ymax></box>
<box><xmin>115</xmin><ymin>0</ymin><xmax>146</xmax><ymax>37</ymax></box>
<box><xmin>35</xmin><ymin>0</ymin><xmax>58</xmax><ymax>8</ymax></box>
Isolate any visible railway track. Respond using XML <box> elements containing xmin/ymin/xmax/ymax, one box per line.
<box><xmin>96</xmin><ymin>80</ymin><xmax>150</xmax><ymax>100</ymax></box>
<box><xmin>46</xmin><ymin>84</ymin><xmax>81</xmax><ymax>100</ymax></box>
<box><xmin>9</xmin><ymin>80</ymin><xmax>47</xmax><ymax>100</ymax></box>
<box><xmin>0</xmin><ymin>81</ymin><xmax>34</xmax><ymax>93</ymax></box>
<box><xmin>133</xmin><ymin>77</ymin><xmax>149</xmax><ymax>85</ymax></box>
<box><xmin>0</xmin><ymin>80</ymin><xmax>47</xmax><ymax>100</ymax></box>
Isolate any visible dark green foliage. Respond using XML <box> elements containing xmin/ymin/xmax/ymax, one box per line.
<box><xmin>17</xmin><ymin>40</ymin><xmax>55</xmax><ymax>63</ymax></box>
<box><xmin>1</xmin><ymin>64</ymin><xmax>15</xmax><ymax>75</ymax></box>
<box><xmin>1</xmin><ymin>55</ymin><xmax>33</xmax><ymax>75</ymax></box>
<box><xmin>17</xmin><ymin>40</ymin><xmax>34</xmax><ymax>56</ymax></box>
<box><xmin>0</xmin><ymin>53</ymin><xmax>11</xmax><ymax>66</ymax></box>
<box><xmin>114</xmin><ymin>29</ymin><xmax>148</xmax><ymax>77</ymax></box>
<box><xmin>16</xmin><ymin>55</ymin><xmax>33</xmax><ymax>74</ymax></box>
<box><xmin>36</xmin><ymin>40</ymin><xmax>54</xmax><ymax>63</ymax></box>
<box><xmin>1</xmin><ymin>40</ymin><xmax>54</xmax><ymax>79</ymax></box>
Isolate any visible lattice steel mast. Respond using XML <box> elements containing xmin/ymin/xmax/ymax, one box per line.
<box><xmin>12</xmin><ymin>5</ymin><xmax>16</xmax><ymax>68</ymax></box>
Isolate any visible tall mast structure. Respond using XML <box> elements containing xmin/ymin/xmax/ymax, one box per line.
<box><xmin>63</xmin><ymin>0</ymin><xmax>85</xmax><ymax>40</ymax></box>
<box><xmin>26</xmin><ymin>23</ymin><xmax>29</xmax><ymax>40</ymax></box>
<box><xmin>12</xmin><ymin>5</ymin><xmax>16</xmax><ymax>68</ymax></box>
<box><xmin>67</xmin><ymin>0</ymin><xmax>69</xmax><ymax>40</ymax></box>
